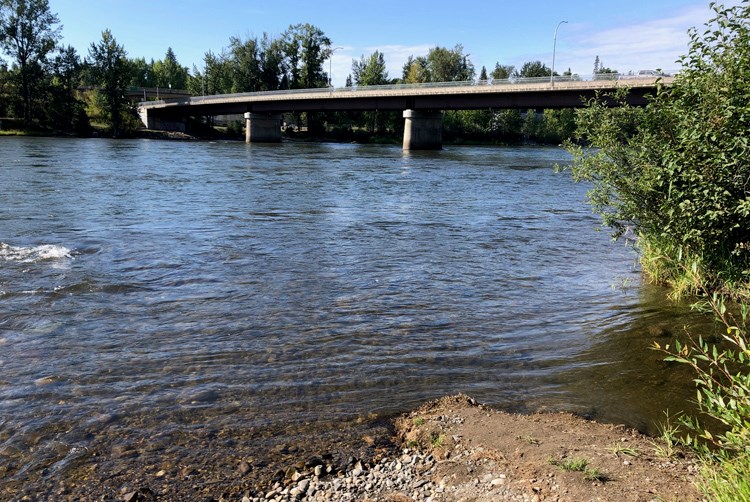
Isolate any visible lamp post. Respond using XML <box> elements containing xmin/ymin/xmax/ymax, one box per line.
<box><xmin>551</xmin><ymin>20</ymin><xmax>568</xmax><ymax>87</ymax></box>
<box><xmin>329</xmin><ymin>46</ymin><xmax>343</xmax><ymax>88</ymax></box>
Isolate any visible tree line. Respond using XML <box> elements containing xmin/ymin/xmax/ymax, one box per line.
<box><xmin>1</xmin><ymin>0</ymin><xmax>578</xmax><ymax>142</ymax></box>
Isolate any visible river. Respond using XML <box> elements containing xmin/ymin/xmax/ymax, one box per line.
<box><xmin>0</xmin><ymin>137</ymin><xmax>710</xmax><ymax>497</ymax></box>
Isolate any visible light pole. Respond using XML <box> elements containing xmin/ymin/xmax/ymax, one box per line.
<box><xmin>551</xmin><ymin>20</ymin><xmax>568</xmax><ymax>87</ymax></box>
<box><xmin>329</xmin><ymin>46</ymin><xmax>343</xmax><ymax>88</ymax></box>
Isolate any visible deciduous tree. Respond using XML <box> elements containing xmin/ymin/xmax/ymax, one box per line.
<box><xmin>352</xmin><ymin>50</ymin><xmax>388</xmax><ymax>86</ymax></box>
<box><xmin>517</xmin><ymin>60</ymin><xmax>553</xmax><ymax>78</ymax></box>
<box><xmin>0</xmin><ymin>0</ymin><xmax>61</xmax><ymax>125</ymax></box>
<box><xmin>491</xmin><ymin>63</ymin><xmax>514</xmax><ymax>80</ymax></box>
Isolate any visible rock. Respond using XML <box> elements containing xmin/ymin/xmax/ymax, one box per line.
<box><xmin>314</xmin><ymin>465</ymin><xmax>323</xmax><ymax>477</ymax></box>
<box><xmin>239</xmin><ymin>461</ymin><xmax>251</xmax><ymax>475</ymax></box>
<box><xmin>297</xmin><ymin>479</ymin><xmax>310</xmax><ymax>493</ymax></box>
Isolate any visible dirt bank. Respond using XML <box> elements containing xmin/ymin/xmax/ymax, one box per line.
<box><xmin>7</xmin><ymin>395</ymin><xmax>703</xmax><ymax>501</ymax></box>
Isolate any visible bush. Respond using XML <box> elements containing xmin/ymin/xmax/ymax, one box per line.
<box><xmin>565</xmin><ymin>2</ymin><xmax>750</xmax><ymax>301</ymax></box>
<box><xmin>656</xmin><ymin>284</ymin><xmax>750</xmax><ymax>501</ymax></box>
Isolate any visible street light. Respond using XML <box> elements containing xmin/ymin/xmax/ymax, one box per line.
<box><xmin>329</xmin><ymin>46</ymin><xmax>343</xmax><ymax>88</ymax></box>
<box><xmin>551</xmin><ymin>20</ymin><xmax>568</xmax><ymax>87</ymax></box>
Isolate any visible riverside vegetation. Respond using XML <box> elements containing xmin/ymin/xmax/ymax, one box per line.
<box><xmin>0</xmin><ymin>0</ymin><xmax>581</xmax><ymax>142</ymax></box>
<box><xmin>563</xmin><ymin>1</ymin><xmax>750</xmax><ymax>499</ymax></box>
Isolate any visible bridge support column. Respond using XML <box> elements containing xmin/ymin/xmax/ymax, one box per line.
<box><xmin>402</xmin><ymin>110</ymin><xmax>443</xmax><ymax>150</ymax></box>
<box><xmin>244</xmin><ymin>112</ymin><xmax>282</xmax><ymax>143</ymax></box>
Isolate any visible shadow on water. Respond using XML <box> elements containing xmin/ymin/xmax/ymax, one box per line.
<box><xmin>538</xmin><ymin>282</ymin><xmax>718</xmax><ymax>436</ymax></box>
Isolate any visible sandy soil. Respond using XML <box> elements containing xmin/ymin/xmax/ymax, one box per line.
<box><xmin>393</xmin><ymin>394</ymin><xmax>703</xmax><ymax>502</ymax></box>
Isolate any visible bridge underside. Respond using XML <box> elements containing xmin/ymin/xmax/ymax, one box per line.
<box><xmin>141</xmin><ymin>86</ymin><xmax>657</xmax><ymax>150</ymax></box>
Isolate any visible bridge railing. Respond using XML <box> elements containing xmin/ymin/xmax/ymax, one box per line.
<box><xmin>139</xmin><ymin>70</ymin><xmax>676</xmax><ymax>108</ymax></box>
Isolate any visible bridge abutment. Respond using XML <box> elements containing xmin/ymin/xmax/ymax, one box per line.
<box><xmin>139</xmin><ymin>108</ymin><xmax>187</xmax><ymax>132</ymax></box>
<box><xmin>244</xmin><ymin>112</ymin><xmax>282</xmax><ymax>143</ymax></box>
<box><xmin>402</xmin><ymin>110</ymin><xmax>443</xmax><ymax>150</ymax></box>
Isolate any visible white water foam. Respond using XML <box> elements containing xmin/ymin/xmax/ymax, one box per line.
<box><xmin>0</xmin><ymin>242</ymin><xmax>73</xmax><ymax>262</ymax></box>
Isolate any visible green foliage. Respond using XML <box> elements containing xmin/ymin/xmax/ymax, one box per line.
<box><xmin>402</xmin><ymin>45</ymin><xmax>474</xmax><ymax>83</ymax></box>
<box><xmin>656</xmin><ymin>282</ymin><xmax>750</xmax><ymax>499</ymax></box>
<box><xmin>566</xmin><ymin>1</ymin><xmax>750</xmax><ymax>299</ymax></box>
<box><xmin>549</xmin><ymin>457</ymin><xmax>606</xmax><ymax>481</ymax></box>
<box><xmin>491</xmin><ymin>62</ymin><xmax>514</xmax><ymax>81</ymax></box>
<box><xmin>649</xmin><ymin>410</ymin><xmax>684</xmax><ymax>459</ymax></box>
<box><xmin>517</xmin><ymin>60</ymin><xmax>553</xmax><ymax>78</ymax></box>
<box><xmin>698</xmin><ymin>451</ymin><xmax>750</xmax><ymax>502</ymax></box>
<box><xmin>0</xmin><ymin>0</ymin><xmax>61</xmax><ymax>125</ymax></box>
<box><xmin>548</xmin><ymin>456</ymin><xmax>589</xmax><ymax>471</ymax></box>
<box><xmin>88</xmin><ymin>29</ymin><xmax>131</xmax><ymax>137</ymax></box>
<box><xmin>429</xmin><ymin>432</ymin><xmax>444</xmax><ymax>448</ymax></box>
<box><xmin>149</xmin><ymin>47</ymin><xmax>189</xmax><ymax>89</ymax></box>
<box><xmin>352</xmin><ymin>50</ymin><xmax>388</xmax><ymax>86</ymax></box>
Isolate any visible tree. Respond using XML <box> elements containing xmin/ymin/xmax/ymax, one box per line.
<box><xmin>151</xmin><ymin>47</ymin><xmax>188</xmax><ymax>89</ymax></box>
<box><xmin>0</xmin><ymin>0</ymin><xmax>61</xmax><ymax>125</ymax></box>
<box><xmin>426</xmin><ymin>44</ymin><xmax>474</xmax><ymax>82</ymax></box>
<box><xmin>401</xmin><ymin>45</ymin><xmax>474</xmax><ymax>83</ymax></box>
<box><xmin>567</xmin><ymin>2</ymin><xmax>750</xmax><ymax>298</ymax></box>
<box><xmin>479</xmin><ymin>65</ymin><xmax>488</xmax><ymax>81</ymax></box>
<box><xmin>225</xmin><ymin>36</ymin><xmax>261</xmax><ymax>92</ymax></box>
<box><xmin>88</xmin><ymin>29</ymin><xmax>130</xmax><ymax>137</ymax></box>
<box><xmin>259</xmin><ymin>33</ymin><xmax>286</xmax><ymax>91</ymax></box>
<box><xmin>0</xmin><ymin>59</ymin><xmax>9</xmax><ymax>116</ymax></box>
<box><xmin>402</xmin><ymin>55</ymin><xmax>428</xmax><ymax>83</ymax></box>
<box><xmin>491</xmin><ymin>63</ymin><xmax>514</xmax><ymax>81</ymax></box>
<box><xmin>49</xmin><ymin>44</ymin><xmax>87</xmax><ymax>132</ymax></box>
<box><xmin>517</xmin><ymin>60</ymin><xmax>553</xmax><ymax>78</ymax></box>
<box><xmin>592</xmin><ymin>56</ymin><xmax>618</xmax><ymax>80</ymax></box>
<box><xmin>283</xmin><ymin>23</ymin><xmax>331</xmax><ymax>89</ymax></box>
<box><xmin>352</xmin><ymin>50</ymin><xmax>388</xmax><ymax>86</ymax></box>
<box><xmin>350</xmin><ymin>50</ymin><xmax>390</xmax><ymax>133</ymax></box>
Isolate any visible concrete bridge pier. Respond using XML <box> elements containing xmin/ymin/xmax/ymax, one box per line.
<box><xmin>244</xmin><ymin>112</ymin><xmax>282</xmax><ymax>143</ymax></box>
<box><xmin>402</xmin><ymin>110</ymin><xmax>443</xmax><ymax>150</ymax></box>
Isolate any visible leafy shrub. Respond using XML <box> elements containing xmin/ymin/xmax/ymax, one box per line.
<box><xmin>565</xmin><ymin>2</ymin><xmax>750</xmax><ymax>300</ymax></box>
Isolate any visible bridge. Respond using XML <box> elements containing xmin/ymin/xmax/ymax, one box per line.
<box><xmin>138</xmin><ymin>74</ymin><xmax>673</xmax><ymax>149</ymax></box>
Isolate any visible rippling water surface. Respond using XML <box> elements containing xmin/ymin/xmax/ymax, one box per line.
<box><xmin>0</xmin><ymin>137</ymin><xmax>710</xmax><ymax>494</ymax></box>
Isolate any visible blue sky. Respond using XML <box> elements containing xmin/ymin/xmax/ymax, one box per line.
<box><xmin>45</xmin><ymin>0</ymin><xmax>732</xmax><ymax>86</ymax></box>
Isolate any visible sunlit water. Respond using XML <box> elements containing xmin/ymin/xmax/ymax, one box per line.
<box><xmin>0</xmin><ymin>137</ymin><xmax>711</xmax><ymax>493</ymax></box>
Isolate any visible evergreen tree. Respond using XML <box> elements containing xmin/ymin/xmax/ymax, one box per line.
<box><xmin>88</xmin><ymin>29</ymin><xmax>130</xmax><ymax>137</ymax></box>
<box><xmin>479</xmin><ymin>65</ymin><xmax>488</xmax><ymax>81</ymax></box>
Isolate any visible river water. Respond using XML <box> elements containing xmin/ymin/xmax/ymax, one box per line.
<box><xmin>0</xmin><ymin>137</ymin><xmax>711</xmax><ymax>496</ymax></box>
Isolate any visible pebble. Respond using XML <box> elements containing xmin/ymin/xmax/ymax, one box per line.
<box><xmin>247</xmin><ymin>444</ymin><xmax>541</xmax><ymax>502</ymax></box>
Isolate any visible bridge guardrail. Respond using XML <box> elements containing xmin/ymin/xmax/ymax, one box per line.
<box><xmin>139</xmin><ymin>71</ymin><xmax>677</xmax><ymax>109</ymax></box>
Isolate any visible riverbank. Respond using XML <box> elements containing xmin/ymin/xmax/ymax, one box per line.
<box><xmin>243</xmin><ymin>394</ymin><xmax>702</xmax><ymax>502</ymax></box>
<box><xmin>27</xmin><ymin>395</ymin><xmax>703</xmax><ymax>502</ymax></box>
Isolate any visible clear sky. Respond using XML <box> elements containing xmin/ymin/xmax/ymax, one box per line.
<box><xmin>43</xmin><ymin>0</ymin><xmax>734</xmax><ymax>86</ymax></box>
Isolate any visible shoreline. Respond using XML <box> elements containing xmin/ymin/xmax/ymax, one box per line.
<box><xmin>6</xmin><ymin>395</ymin><xmax>703</xmax><ymax>501</ymax></box>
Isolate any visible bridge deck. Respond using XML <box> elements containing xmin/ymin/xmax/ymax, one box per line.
<box><xmin>139</xmin><ymin>76</ymin><xmax>673</xmax><ymax>116</ymax></box>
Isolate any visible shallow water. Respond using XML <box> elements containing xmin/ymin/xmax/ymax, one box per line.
<box><xmin>0</xmin><ymin>137</ymin><xmax>711</xmax><ymax>492</ymax></box>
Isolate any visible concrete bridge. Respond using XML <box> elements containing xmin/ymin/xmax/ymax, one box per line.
<box><xmin>138</xmin><ymin>75</ymin><xmax>673</xmax><ymax>149</ymax></box>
